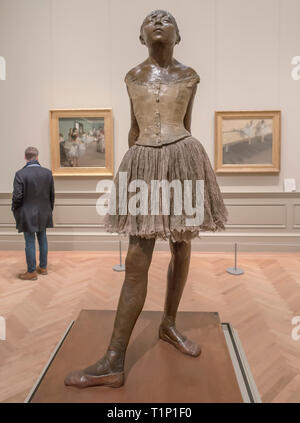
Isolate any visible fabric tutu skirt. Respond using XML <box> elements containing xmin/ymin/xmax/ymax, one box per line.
<box><xmin>104</xmin><ymin>136</ymin><xmax>228</xmax><ymax>243</ymax></box>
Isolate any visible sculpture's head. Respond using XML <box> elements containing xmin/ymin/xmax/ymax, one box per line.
<box><xmin>139</xmin><ymin>10</ymin><xmax>181</xmax><ymax>48</ymax></box>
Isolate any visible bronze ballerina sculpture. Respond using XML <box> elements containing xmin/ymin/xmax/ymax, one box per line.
<box><xmin>65</xmin><ymin>9</ymin><xmax>228</xmax><ymax>389</ymax></box>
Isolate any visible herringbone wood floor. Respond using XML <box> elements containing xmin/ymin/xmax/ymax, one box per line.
<box><xmin>0</xmin><ymin>250</ymin><xmax>300</xmax><ymax>403</ymax></box>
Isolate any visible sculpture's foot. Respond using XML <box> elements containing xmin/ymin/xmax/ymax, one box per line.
<box><xmin>64</xmin><ymin>369</ymin><xmax>124</xmax><ymax>389</ymax></box>
<box><xmin>64</xmin><ymin>353</ymin><xmax>124</xmax><ymax>389</ymax></box>
<box><xmin>159</xmin><ymin>324</ymin><xmax>201</xmax><ymax>357</ymax></box>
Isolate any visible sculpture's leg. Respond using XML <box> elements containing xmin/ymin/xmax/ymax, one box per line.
<box><xmin>159</xmin><ymin>239</ymin><xmax>201</xmax><ymax>357</ymax></box>
<box><xmin>64</xmin><ymin>235</ymin><xmax>156</xmax><ymax>388</ymax></box>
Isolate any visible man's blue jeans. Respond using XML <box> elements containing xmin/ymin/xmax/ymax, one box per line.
<box><xmin>23</xmin><ymin>230</ymin><xmax>48</xmax><ymax>273</ymax></box>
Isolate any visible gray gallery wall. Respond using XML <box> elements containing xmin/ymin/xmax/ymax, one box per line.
<box><xmin>0</xmin><ymin>0</ymin><xmax>300</xmax><ymax>251</ymax></box>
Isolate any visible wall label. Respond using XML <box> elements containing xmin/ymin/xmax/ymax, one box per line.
<box><xmin>0</xmin><ymin>56</ymin><xmax>6</xmax><ymax>81</ymax></box>
<box><xmin>291</xmin><ymin>56</ymin><xmax>300</xmax><ymax>81</ymax></box>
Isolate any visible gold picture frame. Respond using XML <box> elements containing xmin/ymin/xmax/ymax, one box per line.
<box><xmin>50</xmin><ymin>108</ymin><xmax>113</xmax><ymax>177</ymax></box>
<box><xmin>215</xmin><ymin>110</ymin><xmax>281</xmax><ymax>174</ymax></box>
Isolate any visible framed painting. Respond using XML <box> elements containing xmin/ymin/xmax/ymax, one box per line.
<box><xmin>50</xmin><ymin>108</ymin><xmax>113</xmax><ymax>176</ymax></box>
<box><xmin>214</xmin><ymin>111</ymin><xmax>281</xmax><ymax>174</ymax></box>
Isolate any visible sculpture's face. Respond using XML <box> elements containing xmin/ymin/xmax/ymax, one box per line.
<box><xmin>140</xmin><ymin>11</ymin><xmax>178</xmax><ymax>47</ymax></box>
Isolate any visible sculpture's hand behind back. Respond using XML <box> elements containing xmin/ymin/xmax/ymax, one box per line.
<box><xmin>128</xmin><ymin>97</ymin><xmax>140</xmax><ymax>148</ymax></box>
<box><xmin>183</xmin><ymin>84</ymin><xmax>198</xmax><ymax>133</ymax></box>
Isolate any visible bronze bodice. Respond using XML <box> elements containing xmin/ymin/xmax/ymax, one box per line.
<box><xmin>125</xmin><ymin>72</ymin><xmax>200</xmax><ymax>147</ymax></box>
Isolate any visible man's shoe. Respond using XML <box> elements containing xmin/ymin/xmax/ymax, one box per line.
<box><xmin>19</xmin><ymin>271</ymin><xmax>38</xmax><ymax>281</ymax></box>
<box><xmin>37</xmin><ymin>266</ymin><xmax>48</xmax><ymax>275</ymax></box>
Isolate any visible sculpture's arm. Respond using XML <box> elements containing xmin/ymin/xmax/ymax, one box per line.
<box><xmin>183</xmin><ymin>84</ymin><xmax>198</xmax><ymax>133</ymax></box>
<box><xmin>128</xmin><ymin>98</ymin><xmax>140</xmax><ymax>148</ymax></box>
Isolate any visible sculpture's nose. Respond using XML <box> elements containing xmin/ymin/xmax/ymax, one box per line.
<box><xmin>154</xmin><ymin>18</ymin><xmax>163</xmax><ymax>26</ymax></box>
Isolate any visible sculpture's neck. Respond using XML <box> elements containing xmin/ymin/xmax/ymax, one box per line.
<box><xmin>147</xmin><ymin>43</ymin><xmax>174</xmax><ymax>69</ymax></box>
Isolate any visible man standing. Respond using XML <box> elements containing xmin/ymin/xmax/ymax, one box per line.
<box><xmin>11</xmin><ymin>147</ymin><xmax>55</xmax><ymax>280</ymax></box>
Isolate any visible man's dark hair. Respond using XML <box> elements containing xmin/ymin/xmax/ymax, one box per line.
<box><xmin>25</xmin><ymin>146</ymin><xmax>39</xmax><ymax>161</ymax></box>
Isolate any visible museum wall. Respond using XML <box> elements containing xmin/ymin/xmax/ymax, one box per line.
<box><xmin>0</xmin><ymin>0</ymin><xmax>300</xmax><ymax>250</ymax></box>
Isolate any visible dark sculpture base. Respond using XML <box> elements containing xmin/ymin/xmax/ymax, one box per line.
<box><xmin>28</xmin><ymin>310</ymin><xmax>245</xmax><ymax>403</ymax></box>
